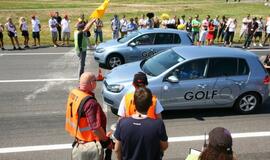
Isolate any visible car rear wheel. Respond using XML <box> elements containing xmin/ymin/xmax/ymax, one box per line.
<box><xmin>234</xmin><ymin>92</ymin><xmax>260</xmax><ymax>114</ymax></box>
<box><xmin>106</xmin><ymin>54</ymin><xmax>123</xmax><ymax>69</ymax></box>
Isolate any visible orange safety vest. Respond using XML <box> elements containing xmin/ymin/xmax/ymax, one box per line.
<box><xmin>125</xmin><ymin>93</ymin><xmax>158</xmax><ymax>119</ymax></box>
<box><xmin>65</xmin><ymin>88</ymin><xmax>99</xmax><ymax>142</ymax></box>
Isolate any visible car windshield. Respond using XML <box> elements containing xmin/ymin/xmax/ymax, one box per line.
<box><xmin>118</xmin><ymin>31</ymin><xmax>140</xmax><ymax>43</ymax></box>
<box><xmin>141</xmin><ymin>49</ymin><xmax>185</xmax><ymax>76</ymax></box>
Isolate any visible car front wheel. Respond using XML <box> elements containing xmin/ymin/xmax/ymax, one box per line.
<box><xmin>234</xmin><ymin>92</ymin><xmax>260</xmax><ymax>114</ymax></box>
<box><xmin>106</xmin><ymin>54</ymin><xmax>123</xmax><ymax>69</ymax></box>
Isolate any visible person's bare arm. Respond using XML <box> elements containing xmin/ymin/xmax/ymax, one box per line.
<box><xmin>114</xmin><ymin>140</ymin><xmax>122</xmax><ymax>160</ymax></box>
<box><xmin>83</xmin><ymin>19</ymin><xmax>96</xmax><ymax>32</ymax></box>
<box><xmin>160</xmin><ymin>140</ymin><xmax>168</xmax><ymax>151</ymax></box>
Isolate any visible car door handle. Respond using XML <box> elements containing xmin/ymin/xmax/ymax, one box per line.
<box><xmin>197</xmin><ymin>84</ymin><xmax>207</xmax><ymax>88</ymax></box>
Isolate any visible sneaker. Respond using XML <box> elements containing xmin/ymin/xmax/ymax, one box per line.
<box><xmin>247</xmin><ymin>47</ymin><xmax>250</xmax><ymax>49</ymax></box>
<box><xmin>13</xmin><ymin>47</ymin><xmax>17</xmax><ymax>50</ymax></box>
<box><xmin>253</xmin><ymin>43</ymin><xmax>256</xmax><ymax>46</ymax></box>
<box><xmin>18</xmin><ymin>47</ymin><xmax>22</xmax><ymax>50</ymax></box>
<box><xmin>242</xmin><ymin>46</ymin><xmax>246</xmax><ymax>49</ymax></box>
<box><xmin>1</xmin><ymin>48</ymin><xmax>5</xmax><ymax>50</ymax></box>
<box><xmin>54</xmin><ymin>45</ymin><xmax>58</xmax><ymax>48</ymax></box>
<box><xmin>259</xmin><ymin>43</ymin><xmax>263</xmax><ymax>47</ymax></box>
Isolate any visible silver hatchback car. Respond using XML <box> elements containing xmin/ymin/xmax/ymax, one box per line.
<box><xmin>94</xmin><ymin>28</ymin><xmax>192</xmax><ymax>69</ymax></box>
<box><xmin>102</xmin><ymin>46</ymin><xmax>270</xmax><ymax>114</ymax></box>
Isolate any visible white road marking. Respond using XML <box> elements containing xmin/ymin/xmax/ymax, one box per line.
<box><xmin>0</xmin><ymin>131</ymin><xmax>270</xmax><ymax>154</ymax></box>
<box><xmin>0</xmin><ymin>78</ymin><xmax>77</xmax><ymax>83</ymax></box>
<box><xmin>0</xmin><ymin>52</ymin><xmax>69</xmax><ymax>56</ymax></box>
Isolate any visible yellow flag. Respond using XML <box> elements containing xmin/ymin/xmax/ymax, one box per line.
<box><xmin>90</xmin><ymin>0</ymin><xmax>110</xmax><ymax>19</ymax></box>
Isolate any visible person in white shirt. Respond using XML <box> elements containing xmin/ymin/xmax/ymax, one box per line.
<box><xmin>31</xmin><ymin>15</ymin><xmax>41</xmax><ymax>47</ymax></box>
<box><xmin>224</xmin><ymin>18</ymin><xmax>237</xmax><ymax>47</ymax></box>
<box><xmin>263</xmin><ymin>17</ymin><xmax>270</xmax><ymax>46</ymax></box>
<box><xmin>120</xmin><ymin>15</ymin><xmax>128</xmax><ymax>38</ymax></box>
<box><xmin>19</xmin><ymin>17</ymin><xmax>29</xmax><ymax>49</ymax></box>
<box><xmin>61</xmin><ymin>15</ymin><xmax>70</xmax><ymax>46</ymax></box>
<box><xmin>239</xmin><ymin>14</ymin><xmax>251</xmax><ymax>42</ymax></box>
<box><xmin>5</xmin><ymin>17</ymin><xmax>22</xmax><ymax>50</ymax></box>
<box><xmin>48</xmin><ymin>13</ymin><xmax>58</xmax><ymax>47</ymax></box>
<box><xmin>199</xmin><ymin>15</ymin><xmax>210</xmax><ymax>45</ymax></box>
<box><xmin>111</xmin><ymin>14</ymin><xmax>120</xmax><ymax>39</ymax></box>
<box><xmin>138</xmin><ymin>14</ymin><xmax>147</xmax><ymax>29</ymax></box>
<box><xmin>254</xmin><ymin>16</ymin><xmax>264</xmax><ymax>47</ymax></box>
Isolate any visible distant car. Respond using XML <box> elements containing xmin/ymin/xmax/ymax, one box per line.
<box><xmin>102</xmin><ymin>46</ymin><xmax>270</xmax><ymax>114</ymax></box>
<box><xmin>94</xmin><ymin>28</ymin><xmax>193</xmax><ymax>69</ymax></box>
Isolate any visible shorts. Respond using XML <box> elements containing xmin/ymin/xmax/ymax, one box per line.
<box><xmin>199</xmin><ymin>30</ymin><xmax>208</xmax><ymax>42</ymax></box>
<box><xmin>51</xmin><ymin>32</ymin><xmax>57</xmax><ymax>41</ymax></box>
<box><xmin>62</xmin><ymin>32</ymin><xmax>70</xmax><ymax>40</ymax></box>
<box><xmin>8</xmin><ymin>31</ymin><xmax>16</xmax><ymax>38</ymax></box>
<box><xmin>22</xmin><ymin>31</ymin><xmax>29</xmax><ymax>37</ymax></box>
<box><xmin>32</xmin><ymin>32</ymin><xmax>40</xmax><ymax>39</ymax></box>
<box><xmin>0</xmin><ymin>32</ymin><xmax>3</xmax><ymax>40</ymax></box>
<box><xmin>254</xmin><ymin>32</ymin><xmax>262</xmax><ymax>38</ymax></box>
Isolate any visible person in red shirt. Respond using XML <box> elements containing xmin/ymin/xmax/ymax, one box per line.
<box><xmin>207</xmin><ymin>19</ymin><xmax>215</xmax><ymax>45</ymax></box>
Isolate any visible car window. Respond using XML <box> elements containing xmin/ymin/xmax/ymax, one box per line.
<box><xmin>154</xmin><ymin>33</ymin><xmax>174</xmax><ymax>44</ymax></box>
<box><xmin>238</xmin><ymin>58</ymin><xmax>250</xmax><ymax>75</ymax></box>
<box><xmin>172</xmin><ymin>59</ymin><xmax>208</xmax><ymax>80</ymax></box>
<box><xmin>133</xmin><ymin>33</ymin><xmax>155</xmax><ymax>45</ymax></box>
<box><xmin>141</xmin><ymin>49</ymin><xmax>185</xmax><ymax>76</ymax></box>
<box><xmin>174</xmin><ymin>34</ymin><xmax>181</xmax><ymax>44</ymax></box>
<box><xmin>207</xmin><ymin>58</ymin><xmax>237</xmax><ymax>77</ymax></box>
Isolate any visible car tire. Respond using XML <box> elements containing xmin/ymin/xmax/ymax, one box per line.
<box><xmin>234</xmin><ymin>92</ymin><xmax>260</xmax><ymax>114</ymax></box>
<box><xmin>111</xmin><ymin>107</ymin><xmax>118</xmax><ymax>115</ymax></box>
<box><xmin>106</xmin><ymin>54</ymin><xmax>124</xmax><ymax>69</ymax></box>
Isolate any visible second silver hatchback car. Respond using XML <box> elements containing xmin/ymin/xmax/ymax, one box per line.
<box><xmin>102</xmin><ymin>46</ymin><xmax>270</xmax><ymax>114</ymax></box>
<box><xmin>94</xmin><ymin>28</ymin><xmax>192</xmax><ymax>69</ymax></box>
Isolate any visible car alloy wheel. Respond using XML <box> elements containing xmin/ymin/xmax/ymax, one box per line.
<box><xmin>108</xmin><ymin>55</ymin><xmax>122</xmax><ymax>68</ymax></box>
<box><xmin>239</xmin><ymin>95</ymin><xmax>257</xmax><ymax>112</ymax></box>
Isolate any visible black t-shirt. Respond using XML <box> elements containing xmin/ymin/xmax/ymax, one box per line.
<box><xmin>114</xmin><ymin>117</ymin><xmax>168</xmax><ymax>160</ymax></box>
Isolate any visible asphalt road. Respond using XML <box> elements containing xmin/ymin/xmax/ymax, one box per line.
<box><xmin>0</xmin><ymin>47</ymin><xmax>270</xmax><ymax>160</ymax></box>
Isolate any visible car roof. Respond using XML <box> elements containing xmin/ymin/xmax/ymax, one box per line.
<box><xmin>138</xmin><ymin>28</ymin><xmax>188</xmax><ymax>34</ymax></box>
<box><xmin>172</xmin><ymin>46</ymin><xmax>257</xmax><ymax>60</ymax></box>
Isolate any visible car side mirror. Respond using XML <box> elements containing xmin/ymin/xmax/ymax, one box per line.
<box><xmin>167</xmin><ymin>75</ymin><xmax>179</xmax><ymax>83</ymax></box>
<box><xmin>129</xmin><ymin>42</ymin><xmax>136</xmax><ymax>47</ymax></box>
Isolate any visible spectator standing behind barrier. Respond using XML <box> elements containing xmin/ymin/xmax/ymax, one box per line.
<box><xmin>0</xmin><ymin>23</ymin><xmax>5</xmax><ymax>50</ymax></box>
<box><xmin>199</xmin><ymin>127</ymin><xmax>237</xmax><ymax>160</ymax></box>
<box><xmin>239</xmin><ymin>14</ymin><xmax>251</xmax><ymax>42</ymax></box>
<box><xmin>243</xmin><ymin>17</ymin><xmax>258</xmax><ymax>49</ymax></box>
<box><xmin>192</xmin><ymin>14</ymin><xmax>201</xmax><ymax>45</ymax></box>
<box><xmin>48</xmin><ymin>13</ymin><xmax>59</xmax><ymax>47</ymax></box>
<box><xmin>111</xmin><ymin>15</ymin><xmax>120</xmax><ymax>39</ymax></box>
<box><xmin>65</xmin><ymin>72</ymin><xmax>113</xmax><ymax>160</ymax></box>
<box><xmin>186</xmin><ymin>17</ymin><xmax>193</xmax><ymax>33</ymax></box>
<box><xmin>224</xmin><ymin>18</ymin><xmax>237</xmax><ymax>47</ymax></box>
<box><xmin>118</xmin><ymin>72</ymin><xmax>164</xmax><ymax>119</ymax></box>
<box><xmin>127</xmin><ymin>18</ymin><xmax>137</xmax><ymax>33</ymax></box>
<box><xmin>114</xmin><ymin>87</ymin><xmax>168</xmax><ymax>160</ymax></box>
<box><xmin>19</xmin><ymin>17</ymin><xmax>30</xmax><ymax>49</ymax></box>
<box><xmin>94</xmin><ymin>18</ymin><xmax>103</xmax><ymax>46</ymax></box>
<box><xmin>120</xmin><ymin>15</ymin><xmax>128</xmax><ymax>38</ymax></box>
<box><xmin>213</xmin><ymin>15</ymin><xmax>220</xmax><ymax>42</ymax></box>
<box><xmin>199</xmin><ymin>15</ymin><xmax>210</xmax><ymax>45</ymax></box>
<box><xmin>61</xmin><ymin>15</ymin><xmax>70</xmax><ymax>46</ymax></box>
<box><xmin>5</xmin><ymin>17</ymin><xmax>22</xmax><ymax>50</ymax></box>
<box><xmin>74</xmin><ymin>19</ymin><xmax>96</xmax><ymax>78</ymax></box>
<box><xmin>206</xmin><ymin>19</ymin><xmax>215</xmax><ymax>45</ymax></box>
<box><xmin>55</xmin><ymin>11</ymin><xmax>62</xmax><ymax>41</ymax></box>
<box><xmin>139</xmin><ymin>14</ymin><xmax>147</xmax><ymax>29</ymax></box>
<box><xmin>31</xmin><ymin>15</ymin><xmax>41</xmax><ymax>47</ymax></box>
<box><xmin>254</xmin><ymin>16</ymin><xmax>264</xmax><ymax>47</ymax></box>
<box><xmin>154</xmin><ymin>16</ymin><xmax>160</xmax><ymax>28</ymax></box>
<box><xmin>217</xmin><ymin>15</ymin><xmax>227</xmax><ymax>43</ymax></box>
<box><xmin>263</xmin><ymin>17</ymin><xmax>270</xmax><ymax>46</ymax></box>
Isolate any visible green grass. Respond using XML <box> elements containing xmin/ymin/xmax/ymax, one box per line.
<box><xmin>0</xmin><ymin>0</ymin><xmax>269</xmax><ymax>46</ymax></box>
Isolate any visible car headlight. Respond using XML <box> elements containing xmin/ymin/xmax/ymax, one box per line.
<box><xmin>96</xmin><ymin>48</ymin><xmax>105</xmax><ymax>53</ymax></box>
<box><xmin>107</xmin><ymin>84</ymin><xmax>124</xmax><ymax>93</ymax></box>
